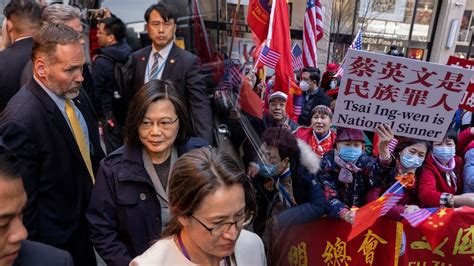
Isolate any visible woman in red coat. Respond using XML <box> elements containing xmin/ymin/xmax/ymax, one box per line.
<box><xmin>293</xmin><ymin>105</ymin><xmax>336</xmax><ymax>157</ymax></box>
<box><xmin>418</xmin><ymin>129</ymin><xmax>474</xmax><ymax>208</ymax></box>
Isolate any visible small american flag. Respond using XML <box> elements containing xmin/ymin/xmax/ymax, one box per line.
<box><xmin>258</xmin><ymin>45</ymin><xmax>280</xmax><ymax>69</ymax></box>
<box><xmin>291</xmin><ymin>44</ymin><xmax>304</xmax><ymax>70</ymax></box>
<box><xmin>350</xmin><ymin>29</ymin><xmax>363</xmax><ymax>50</ymax></box>
<box><xmin>228</xmin><ymin>64</ymin><xmax>242</xmax><ymax>88</ymax></box>
<box><xmin>336</xmin><ymin>29</ymin><xmax>363</xmax><ymax>77</ymax></box>
<box><xmin>401</xmin><ymin>208</ymin><xmax>438</xmax><ymax>227</ymax></box>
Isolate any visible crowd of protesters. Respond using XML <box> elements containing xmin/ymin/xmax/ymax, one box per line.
<box><xmin>1</xmin><ymin>1</ymin><xmax>474</xmax><ymax>266</ymax></box>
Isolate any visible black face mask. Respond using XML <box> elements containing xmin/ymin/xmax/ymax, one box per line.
<box><xmin>328</xmin><ymin>72</ymin><xmax>336</xmax><ymax>76</ymax></box>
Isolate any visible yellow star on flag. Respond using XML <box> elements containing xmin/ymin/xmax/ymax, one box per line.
<box><xmin>437</xmin><ymin>208</ymin><xmax>447</xmax><ymax>218</ymax></box>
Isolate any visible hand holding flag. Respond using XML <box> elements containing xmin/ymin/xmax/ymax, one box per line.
<box><xmin>347</xmin><ymin>193</ymin><xmax>402</xmax><ymax>241</ymax></box>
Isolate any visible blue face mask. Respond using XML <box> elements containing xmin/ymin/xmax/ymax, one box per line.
<box><xmin>401</xmin><ymin>153</ymin><xmax>423</xmax><ymax>170</ymax></box>
<box><xmin>338</xmin><ymin>146</ymin><xmax>362</xmax><ymax>163</ymax></box>
<box><xmin>257</xmin><ymin>161</ymin><xmax>279</xmax><ymax>178</ymax></box>
<box><xmin>433</xmin><ymin>146</ymin><xmax>455</xmax><ymax>163</ymax></box>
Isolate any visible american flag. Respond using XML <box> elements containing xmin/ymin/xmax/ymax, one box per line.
<box><xmin>217</xmin><ymin>60</ymin><xmax>242</xmax><ymax>91</ymax></box>
<box><xmin>291</xmin><ymin>44</ymin><xmax>304</xmax><ymax>70</ymax></box>
<box><xmin>350</xmin><ymin>29</ymin><xmax>363</xmax><ymax>50</ymax></box>
<box><xmin>336</xmin><ymin>29</ymin><xmax>363</xmax><ymax>77</ymax></box>
<box><xmin>401</xmin><ymin>208</ymin><xmax>438</xmax><ymax>227</ymax></box>
<box><xmin>228</xmin><ymin>64</ymin><xmax>242</xmax><ymax>88</ymax></box>
<box><xmin>302</xmin><ymin>0</ymin><xmax>323</xmax><ymax>68</ymax></box>
<box><xmin>258</xmin><ymin>45</ymin><xmax>280</xmax><ymax>69</ymax></box>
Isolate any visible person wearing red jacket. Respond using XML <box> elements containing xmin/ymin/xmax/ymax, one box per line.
<box><xmin>293</xmin><ymin>105</ymin><xmax>336</xmax><ymax>157</ymax></box>
<box><xmin>418</xmin><ymin>128</ymin><xmax>474</xmax><ymax>208</ymax></box>
<box><xmin>458</xmin><ymin>127</ymin><xmax>474</xmax><ymax>194</ymax></box>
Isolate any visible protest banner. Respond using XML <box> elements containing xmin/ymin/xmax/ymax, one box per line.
<box><xmin>271</xmin><ymin>208</ymin><xmax>474</xmax><ymax>266</ymax></box>
<box><xmin>270</xmin><ymin>218</ymin><xmax>399</xmax><ymax>266</ymax></box>
<box><xmin>333</xmin><ymin>49</ymin><xmax>474</xmax><ymax>141</ymax></box>
<box><xmin>446</xmin><ymin>56</ymin><xmax>474</xmax><ymax>112</ymax></box>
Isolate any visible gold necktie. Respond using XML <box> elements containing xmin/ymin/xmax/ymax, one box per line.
<box><xmin>65</xmin><ymin>100</ymin><xmax>94</xmax><ymax>183</ymax></box>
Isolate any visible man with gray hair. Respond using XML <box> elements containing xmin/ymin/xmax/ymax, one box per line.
<box><xmin>20</xmin><ymin>3</ymin><xmax>96</xmax><ymax>103</ymax></box>
<box><xmin>0</xmin><ymin>0</ymin><xmax>41</xmax><ymax>112</ymax></box>
<box><xmin>0</xmin><ymin>23</ymin><xmax>104</xmax><ymax>266</ymax></box>
<box><xmin>40</xmin><ymin>3</ymin><xmax>83</xmax><ymax>32</ymax></box>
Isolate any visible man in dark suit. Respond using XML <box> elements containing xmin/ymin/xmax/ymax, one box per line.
<box><xmin>0</xmin><ymin>24</ymin><xmax>104</xmax><ymax>266</ymax></box>
<box><xmin>0</xmin><ymin>146</ymin><xmax>73</xmax><ymax>266</ymax></box>
<box><xmin>20</xmin><ymin>4</ymin><xmax>97</xmax><ymax>105</ymax></box>
<box><xmin>298</xmin><ymin>67</ymin><xmax>331</xmax><ymax>126</ymax></box>
<box><xmin>0</xmin><ymin>0</ymin><xmax>41</xmax><ymax>112</ymax></box>
<box><xmin>129</xmin><ymin>3</ymin><xmax>214</xmax><ymax>144</ymax></box>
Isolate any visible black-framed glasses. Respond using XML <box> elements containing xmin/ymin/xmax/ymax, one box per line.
<box><xmin>140</xmin><ymin>117</ymin><xmax>179</xmax><ymax>130</ymax></box>
<box><xmin>191</xmin><ymin>213</ymin><xmax>254</xmax><ymax>236</ymax></box>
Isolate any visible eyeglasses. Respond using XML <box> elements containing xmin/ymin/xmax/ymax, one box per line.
<box><xmin>191</xmin><ymin>213</ymin><xmax>254</xmax><ymax>236</ymax></box>
<box><xmin>140</xmin><ymin>117</ymin><xmax>178</xmax><ymax>130</ymax></box>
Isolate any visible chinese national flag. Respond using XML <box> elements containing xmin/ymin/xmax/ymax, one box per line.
<box><xmin>416</xmin><ymin>207</ymin><xmax>455</xmax><ymax>249</ymax></box>
<box><xmin>247</xmin><ymin>0</ymin><xmax>271</xmax><ymax>44</ymax></box>
<box><xmin>347</xmin><ymin>193</ymin><xmax>400</xmax><ymax>241</ymax></box>
<box><xmin>267</xmin><ymin>0</ymin><xmax>297</xmax><ymax>119</ymax></box>
<box><xmin>238</xmin><ymin>76</ymin><xmax>263</xmax><ymax>119</ymax></box>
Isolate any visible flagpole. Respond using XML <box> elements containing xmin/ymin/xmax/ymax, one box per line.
<box><xmin>228</xmin><ymin>0</ymin><xmax>241</xmax><ymax>55</ymax></box>
<box><xmin>336</xmin><ymin>29</ymin><xmax>361</xmax><ymax>76</ymax></box>
<box><xmin>252</xmin><ymin>41</ymin><xmax>266</xmax><ymax>73</ymax></box>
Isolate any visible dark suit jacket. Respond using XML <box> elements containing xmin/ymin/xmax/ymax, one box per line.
<box><xmin>14</xmin><ymin>240</ymin><xmax>73</xmax><ymax>266</ymax></box>
<box><xmin>0</xmin><ymin>79</ymin><xmax>105</xmax><ymax>266</ymax></box>
<box><xmin>129</xmin><ymin>44</ymin><xmax>214</xmax><ymax>143</ymax></box>
<box><xmin>297</xmin><ymin>88</ymin><xmax>331</xmax><ymax>126</ymax></box>
<box><xmin>0</xmin><ymin>37</ymin><xmax>33</xmax><ymax>112</ymax></box>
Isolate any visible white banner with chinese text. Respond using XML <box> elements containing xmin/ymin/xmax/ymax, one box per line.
<box><xmin>333</xmin><ymin>49</ymin><xmax>474</xmax><ymax>141</ymax></box>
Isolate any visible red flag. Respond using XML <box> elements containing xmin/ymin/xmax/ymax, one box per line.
<box><xmin>247</xmin><ymin>0</ymin><xmax>271</xmax><ymax>44</ymax></box>
<box><xmin>415</xmin><ymin>207</ymin><xmax>456</xmax><ymax>249</ymax></box>
<box><xmin>347</xmin><ymin>193</ymin><xmax>401</xmax><ymax>241</ymax></box>
<box><xmin>192</xmin><ymin>0</ymin><xmax>212</xmax><ymax>63</ymax></box>
<box><xmin>192</xmin><ymin>0</ymin><xmax>224</xmax><ymax>84</ymax></box>
<box><xmin>302</xmin><ymin>0</ymin><xmax>323</xmax><ymax>67</ymax></box>
<box><xmin>266</xmin><ymin>0</ymin><xmax>297</xmax><ymax>119</ymax></box>
<box><xmin>239</xmin><ymin>76</ymin><xmax>263</xmax><ymax>119</ymax></box>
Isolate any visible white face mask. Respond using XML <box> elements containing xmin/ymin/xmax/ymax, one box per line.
<box><xmin>299</xmin><ymin>80</ymin><xmax>310</xmax><ymax>92</ymax></box>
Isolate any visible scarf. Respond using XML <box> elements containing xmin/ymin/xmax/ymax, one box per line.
<box><xmin>275</xmin><ymin>167</ymin><xmax>297</xmax><ymax>208</ymax></box>
<box><xmin>310</xmin><ymin>130</ymin><xmax>331</xmax><ymax>155</ymax></box>
<box><xmin>334</xmin><ymin>153</ymin><xmax>362</xmax><ymax>184</ymax></box>
<box><xmin>431</xmin><ymin>153</ymin><xmax>457</xmax><ymax>192</ymax></box>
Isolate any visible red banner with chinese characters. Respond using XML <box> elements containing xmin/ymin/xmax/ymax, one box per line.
<box><xmin>447</xmin><ymin>56</ymin><xmax>474</xmax><ymax>112</ymax></box>
<box><xmin>400</xmin><ymin>207</ymin><xmax>474</xmax><ymax>265</ymax></box>
<box><xmin>271</xmin><ymin>209</ymin><xmax>474</xmax><ymax>266</ymax></box>
<box><xmin>270</xmin><ymin>218</ymin><xmax>400</xmax><ymax>266</ymax></box>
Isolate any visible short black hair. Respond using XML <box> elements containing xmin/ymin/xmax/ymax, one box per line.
<box><xmin>302</xmin><ymin>67</ymin><xmax>321</xmax><ymax>84</ymax></box>
<box><xmin>442</xmin><ymin>128</ymin><xmax>458</xmax><ymax>146</ymax></box>
<box><xmin>125</xmin><ymin>80</ymin><xmax>192</xmax><ymax>148</ymax></box>
<box><xmin>100</xmin><ymin>17</ymin><xmax>126</xmax><ymax>41</ymax></box>
<box><xmin>144</xmin><ymin>3</ymin><xmax>177</xmax><ymax>23</ymax></box>
<box><xmin>302</xmin><ymin>67</ymin><xmax>319</xmax><ymax>75</ymax></box>
<box><xmin>309</xmin><ymin>71</ymin><xmax>321</xmax><ymax>85</ymax></box>
<box><xmin>3</xmin><ymin>0</ymin><xmax>41</xmax><ymax>34</ymax></box>
<box><xmin>3</xmin><ymin>0</ymin><xmax>41</xmax><ymax>19</ymax></box>
<box><xmin>0</xmin><ymin>145</ymin><xmax>22</xmax><ymax>181</ymax></box>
